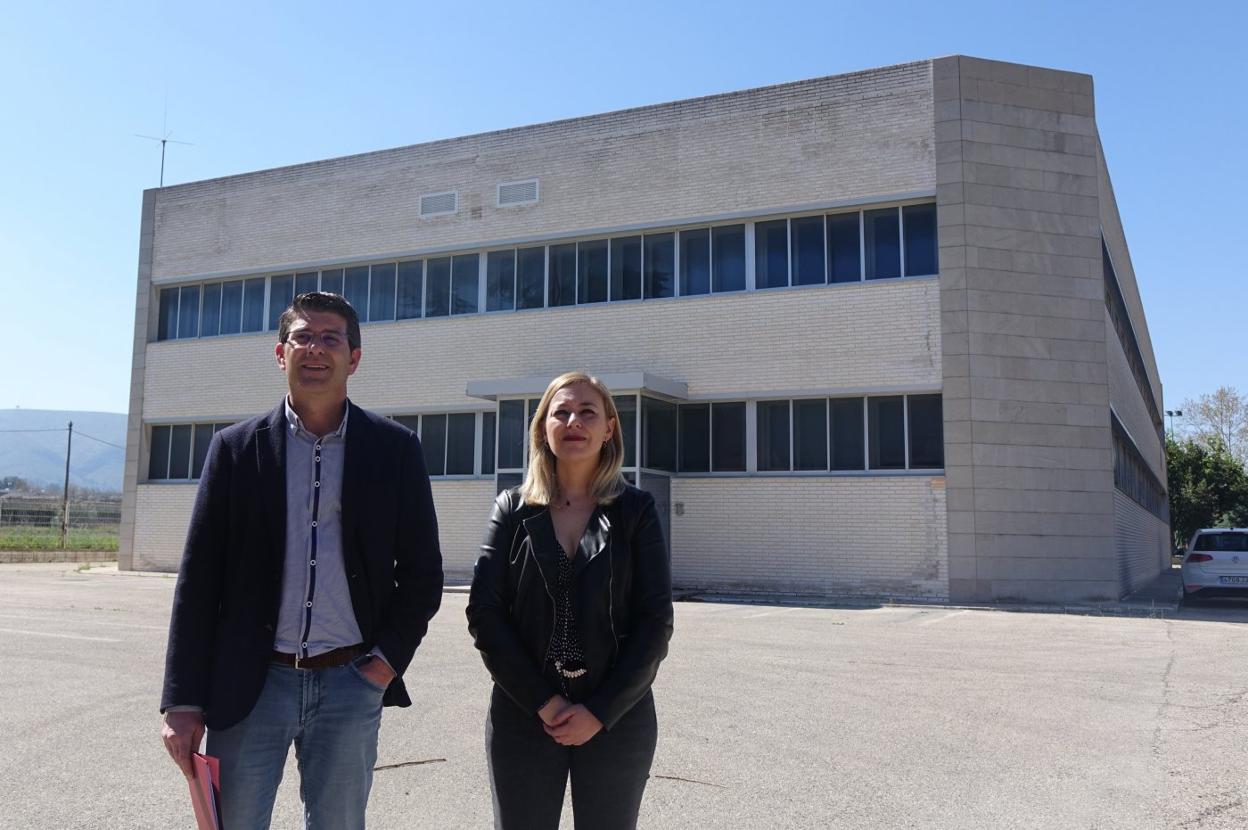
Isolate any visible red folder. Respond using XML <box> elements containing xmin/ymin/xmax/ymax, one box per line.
<box><xmin>188</xmin><ymin>752</ymin><xmax>222</xmax><ymax>830</ymax></box>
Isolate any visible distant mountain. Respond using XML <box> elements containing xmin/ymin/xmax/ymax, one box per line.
<box><xmin>0</xmin><ymin>409</ymin><xmax>127</xmax><ymax>492</ymax></box>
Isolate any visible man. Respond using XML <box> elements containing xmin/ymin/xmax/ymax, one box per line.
<box><xmin>160</xmin><ymin>291</ymin><xmax>443</xmax><ymax>828</ymax></box>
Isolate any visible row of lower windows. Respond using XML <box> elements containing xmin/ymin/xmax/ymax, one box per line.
<box><xmin>1111</xmin><ymin>416</ymin><xmax>1166</xmax><ymax>521</ymax></box>
<box><xmin>155</xmin><ymin>202</ymin><xmax>938</xmax><ymax>341</ymax></box>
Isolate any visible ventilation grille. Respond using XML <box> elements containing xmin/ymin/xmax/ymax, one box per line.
<box><xmin>420</xmin><ymin>191</ymin><xmax>458</xmax><ymax>217</ymax></box>
<box><xmin>498</xmin><ymin>179</ymin><xmax>539</xmax><ymax>206</ymax></box>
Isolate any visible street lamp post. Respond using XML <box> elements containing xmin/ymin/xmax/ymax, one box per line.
<box><xmin>1165</xmin><ymin>409</ymin><xmax>1183</xmax><ymax>438</ymax></box>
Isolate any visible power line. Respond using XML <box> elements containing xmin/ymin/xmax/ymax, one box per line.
<box><xmin>0</xmin><ymin>428</ymin><xmax>69</xmax><ymax>433</ymax></box>
<box><xmin>76</xmin><ymin>431</ymin><xmax>126</xmax><ymax>451</ymax></box>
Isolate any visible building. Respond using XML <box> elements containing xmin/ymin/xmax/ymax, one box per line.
<box><xmin>120</xmin><ymin>56</ymin><xmax>1169</xmax><ymax>603</ymax></box>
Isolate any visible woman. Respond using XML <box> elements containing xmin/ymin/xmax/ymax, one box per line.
<box><xmin>467</xmin><ymin>372</ymin><xmax>674</xmax><ymax>830</ymax></box>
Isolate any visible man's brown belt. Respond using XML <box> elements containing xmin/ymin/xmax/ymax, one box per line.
<box><xmin>271</xmin><ymin>643</ymin><xmax>366</xmax><ymax>670</ymax></box>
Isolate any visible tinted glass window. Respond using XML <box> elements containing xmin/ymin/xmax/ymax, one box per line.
<box><xmin>642</xmin><ymin>397</ymin><xmax>677</xmax><ymax>472</ymax></box>
<box><xmin>481</xmin><ymin>412</ymin><xmax>496</xmax><ymax>476</ymax></box>
<box><xmin>344</xmin><ymin>266</ymin><xmax>370</xmax><ymax>319</ymax></box>
<box><xmin>757</xmin><ymin>400</ymin><xmax>791</xmax><ymax>471</ymax></box>
<box><xmin>268</xmin><ymin>275</ymin><xmax>293</xmax><ymax>330</ymax></box>
<box><xmin>868</xmin><ymin>396</ymin><xmax>905</xmax><ymax>469</ymax></box>
<box><xmin>200</xmin><ymin>283</ymin><xmax>221</xmax><ymax>337</ymax></box>
<box><xmin>451</xmin><ymin>254</ymin><xmax>479</xmax><ymax>315</ymax></box>
<box><xmin>678</xmin><ymin>404</ymin><xmax>709</xmax><ymax>473</ymax></box>
<box><xmin>369</xmin><ymin>263</ymin><xmax>396</xmax><ymax>322</ymax></box>
<box><xmin>497</xmin><ymin>400</ymin><xmax>525</xmax><ymax>470</ymax></box>
<box><xmin>908</xmin><ymin>394</ymin><xmax>944</xmax><ymax>469</ymax></box>
<box><xmin>157</xmin><ymin>288</ymin><xmax>178</xmax><ymax>341</ymax></box>
<box><xmin>241</xmin><ymin>278</ymin><xmax>266</xmax><ymax>332</ymax></box>
<box><xmin>148</xmin><ymin>425</ymin><xmax>171</xmax><ymax>479</ymax></box>
<box><xmin>644</xmin><ymin>233</ymin><xmax>675</xmax><ymax>299</ymax></box>
<box><xmin>168</xmin><ymin>424</ymin><xmax>192</xmax><ymax>479</ymax></box>
<box><xmin>191</xmin><ymin>424</ymin><xmax>214</xmax><ymax>479</ymax></box>
<box><xmin>320</xmin><ymin>268</ymin><xmax>344</xmax><ymax>295</ymax></box>
<box><xmin>792</xmin><ymin>216</ymin><xmax>826</xmax><ymax>286</ymax></box>
<box><xmin>711</xmin><ymin>403</ymin><xmax>746</xmax><ymax>472</ymax></box>
<box><xmin>680</xmin><ymin>228</ymin><xmax>710</xmax><ymax>296</ymax></box>
<box><xmin>903</xmin><ymin>203</ymin><xmax>938</xmax><ymax>276</ymax></box>
<box><xmin>754</xmin><ymin>220</ymin><xmax>789</xmax><ymax>289</ymax></box>
<box><xmin>549</xmin><ymin>244</ymin><xmax>577</xmax><ymax>307</ymax></box>
<box><xmin>517</xmin><ymin>247</ymin><xmax>545</xmax><ymax>309</ymax></box>
<box><xmin>425</xmin><ymin>257</ymin><xmax>451</xmax><ymax>317</ymax></box>
<box><xmin>487</xmin><ymin>251</ymin><xmax>515</xmax><ymax>312</ymax></box>
<box><xmin>220</xmin><ymin>281</ymin><xmax>243</xmax><ymax>335</ymax></box>
<box><xmin>613</xmin><ymin>395</ymin><xmax>637</xmax><ymax>468</ymax></box>
<box><xmin>712</xmin><ymin>224</ymin><xmax>745</xmax><ymax>292</ymax></box>
<box><xmin>610</xmin><ymin>236</ymin><xmax>642</xmax><ymax>301</ymax></box>
<box><xmin>422</xmin><ymin>414</ymin><xmax>447</xmax><ymax>476</ymax></box>
<box><xmin>830</xmin><ymin>397</ymin><xmax>865</xmax><ymax>470</ymax></box>
<box><xmin>1194</xmin><ymin>533</ymin><xmax>1248</xmax><ymax>552</ymax></box>
<box><xmin>397</xmin><ymin>261</ymin><xmax>423</xmax><ymax>320</ymax></box>
<box><xmin>176</xmin><ymin>286</ymin><xmax>200</xmax><ymax>339</ymax></box>
<box><xmin>865</xmin><ymin>208</ymin><xmax>901</xmax><ymax>280</ymax></box>
<box><xmin>578</xmin><ymin>239</ymin><xmax>608</xmax><ymax>304</ymax></box>
<box><xmin>394</xmin><ymin>415</ymin><xmax>421</xmax><ymax>434</ymax></box>
<box><xmin>295</xmin><ymin>272</ymin><xmax>319</xmax><ymax>298</ymax></box>
<box><xmin>445</xmin><ymin>413</ymin><xmax>476</xmax><ymax>474</ymax></box>
<box><xmin>794</xmin><ymin>399</ymin><xmax>828</xmax><ymax>470</ymax></box>
<box><xmin>827</xmin><ymin>212</ymin><xmax>861</xmax><ymax>283</ymax></box>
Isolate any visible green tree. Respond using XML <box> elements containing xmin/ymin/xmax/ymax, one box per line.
<box><xmin>1167</xmin><ymin>436</ymin><xmax>1248</xmax><ymax>548</ymax></box>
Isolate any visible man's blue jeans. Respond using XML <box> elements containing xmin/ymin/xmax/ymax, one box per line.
<box><xmin>205</xmin><ymin>657</ymin><xmax>385</xmax><ymax>830</ymax></box>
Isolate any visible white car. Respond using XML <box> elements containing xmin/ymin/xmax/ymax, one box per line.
<box><xmin>1181</xmin><ymin>528</ymin><xmax>1248</xmax><ymax>599</ymax></box>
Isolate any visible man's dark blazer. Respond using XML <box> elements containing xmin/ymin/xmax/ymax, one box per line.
<box><xmin>160</xmin><ymin>400</ymin><xmax>444</xmax><ymax>731</ymax></box>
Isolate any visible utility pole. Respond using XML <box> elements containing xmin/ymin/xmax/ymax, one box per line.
<box><xmin>60</xmin><ymin>421</ymin><xmax>73</xmax><ymax>549</ymax></box>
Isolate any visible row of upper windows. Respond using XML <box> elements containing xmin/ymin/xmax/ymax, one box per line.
<box><xmin>154</xmin><ymin>202</ymin><xmax>938</xmax><ymax>342</ymax></box>
<box><xmin>1111</xmin><ymin>416</ymin><xmax>1166</xmax><ymax>520</ymax></box>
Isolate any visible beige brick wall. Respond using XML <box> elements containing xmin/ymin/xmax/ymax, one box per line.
<box><xmin>133</xmin><ymin>484</ymin><xmax>198</xmax><ymax>571</ymax></box>
<box><xmin>670</xmin><ymin>476</ymin><xmax>948</xmax><ymax>598</ymax></box>
<box><xmin>432</xmin><ymin>479</ymin><xmax>496</xmax><ymax>580</ymax></box>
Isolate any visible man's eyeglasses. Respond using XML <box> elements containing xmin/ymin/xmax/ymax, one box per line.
<box><xmin>285</xmin><ymin>330</ymin><xmax>348</xmax><ymax>350</ymax></box>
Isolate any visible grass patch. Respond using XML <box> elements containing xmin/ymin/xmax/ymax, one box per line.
<box><xmin>0</xmin><ymin>526</ymin><xmax>119</xmax><ymax>551</ymax></box>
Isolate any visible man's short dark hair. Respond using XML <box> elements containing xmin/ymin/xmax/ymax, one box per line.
<box><xmin>278</xmin><ymin>292</ymin><xmax>361</xmax><ymax>350</ymax></box>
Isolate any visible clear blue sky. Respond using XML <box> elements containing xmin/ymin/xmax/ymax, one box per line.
<box><xmin>3</xmin><ymin>0</ymin><xmax>1243</xmax><ymax>416</ymax></box>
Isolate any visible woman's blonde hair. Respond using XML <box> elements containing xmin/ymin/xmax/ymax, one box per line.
<box><xmin>520</xmin><ymin>372</ymin><xmax>626</xmax><ymax>507</ymax></box>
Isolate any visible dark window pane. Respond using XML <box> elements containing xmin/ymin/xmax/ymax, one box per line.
<box><xmin>397</xmin><ymin>261</ymin><xmax>423</xmax><ymax>320</ymax></box>
<box><xmin>528</xmin><ymin>398</ymin><xmax>540</xmax><ymax>430</ymax></box>
<box><xmin>712</xmin><ymin>224</ymin><xmax>745</xmax><ymax>292</ymax></box>
<box><xmin>422</xmin><ymin>414</ymin><xmax>447</xmax><ymax>476</ymax></box>
<box><xmin>498</xmin><ymin>400</ymin><xmax>525</xmax><ymax>469</ymax></box>
<box><xmin>148</xmin><ymin>425</ymin><xmax>171</xmax><ymax>479</ymax></box>
<box><xmin>369</xmin><ymin>263</ymin><xmax>396</xmax><ymax>322</ymax></box>
<box><xmin>680</xmin><ymin>228</ymin><xmax>709</xmax><ymax>296</ymax></box>
<box><xmin>549</xmin><ymin>244</ymin><xmax>576</xmax><ymax>307</ymax></box>
<box><xmin>191</xmin><ymin>424</ymin><xmax>214</xmax><ymax>479</ymax></box>
<box><xmin>644</xmin><ymin>233</ymin><xmax>674</xmax><ymax>299</ymax></box>
<box><xmin>793</xmin><ymin>216</ymin><xmax>826</xmax><ymax>286</ymax></box>
<box><xmin>794</xmin><ymin>399</ymin><xmax>828</xmax><ymax>470</ymax></box>
<box><xmin>241</xmin><ymin>278</ymin><xmax>266</xmax><ymax>332</ymax></box>
<box><xmin>517</xmin><ymin>247</ymin><xmax>545</xmax><ymax>309</ymax></box>
<box><xmin>830</xmin><ymin>398</ymin><xmax>865</xmax><ymax>470</ymax></box>
<box><xmin>577</xmin><ymin>239</ymin><xmax>608</xmax><ymax>304</ymax></box>
<box><xmin>754</xmin><ymin>220</ymin><xmax>789</xmax><ymax>289</ymax></box>
<box><xmin>711</xmin><ymin>403</ymin><xmax>746</xmax><ymax>472</ymax></box>
<box><xmin>168</xmin><ymin>424</ymin><xmax>192</xmax><ymax>479</ymax></box>
<box><xmin>157</xmin><ymin>288</ymin><xmax>179</xmax><ymax>341</ymax></box>
<box><xmin>213</xmin><ymin>422</ymin><xmax>232</xmax><ymax>433</ymax></box>
<box><xmin>642</xmin><ymin>397</ymin><xmax>676</xmax><ymax>472</ymax></box>
<box><xmin>394</xmin><ymin>415</ymin><xmax>421</xmax><ymax>433</ymax></box>
<box><xmin>452</xmin><ymin>254</ymin><xmax>479</xmax><ymax>315</ymax></box>
<box><xmin>200</xmin><ymin>283</ymin><xmax>221</xmax><ymax>337</ymax></box>
<box><xmin>610</xmin><ymin>236</ymin><xmax>642</xmax><ymax>301</ymax></box>
<box><xmin>486</xmin><ymin>251</ymin><xmax>516</xmax><ymax>312</ymax></box>
<box><xmin>320</xmin><ymin>268</ymin><xmax>344</xmax><ymax>296</ymax></box>
<box><xmin>481</xmin><ymin>412</ymin><xmax>496</xmax><ymax>475</ymax></box>
<box><xmin>176</xmin><ymin>286</ymin><xmax>200</xmax><ymax>339</ymax></box>
<box><xmin>295</xmin><ymin>272</ymin><xmax>319</xmax><ymax>298</ymax></box>
<box><xmin>827</xmin><ymin>212</ymin><xmax>862</xmax><ymax>283</ymax></box>
<box><xmin>267</xmin><ymin>275</ymin><xmax>293</xmax><ymax>330</ymax></box>
<box><xmin>220</xmin><ymin>280</ymin><xmax>243</xmax><ymax>335</ymax></box>
<box><xmin>678</xmin><ymin>404</ymin><xmax>709</xmax><ymax>473</ymax></box>
<box><xmin>446</xmin><ymin>413</ymin><xmax>476</xmax><ymax>474</ymax></box>
<box><xmin>903</xmin><ymin>203</ymin><xmax>938</xmax><ymax>276</ymax></box>
<box><xmin>425</xmin><ymin>257</ymin><xmax>451</xmax><ymax>317</ymax></box>
<box><xmin>613</xmin><ymin>395</ymin><xmax>637</xmax><ymax>468</ymax></box>
<box><xmin>868</xmin><ymin>396</ymin><xmax>905</xmax><ymax>469</ymax></box>
<box><xmin>865</xmin><ymin>208</ymin><xmax>901</xmax><ymax>280</ymax></box>
<box><xmin>344</xmin><ymin>266</ymin><xmax>369</xmax><ymax>320</ymax></box>
<box><xmin>908</xmin><ymin>394</ymin><xmax>944</xmax><ymax>468</ymax></box>
<box><xmin>757</xmin><ymin>400</ymin><xmax>791</xmax><ymax>471</ymax></box>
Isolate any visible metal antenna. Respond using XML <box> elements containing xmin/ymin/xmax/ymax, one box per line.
<box><xmin>136</xmin><ymin>131</ymin><xmax>194</xmax><ymax>187</ymax></box>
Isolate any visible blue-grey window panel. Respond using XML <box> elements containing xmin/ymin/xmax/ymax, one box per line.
<box><xmin>320</xmin><ymin>268</ymin><xmax>344</xmax><ymax>296</ymax></box>
<box><xmin>794</xmin><ymin>399</ymin><xmax>828</xmax><ymax>471</ymax></box>
<box><xmin>711</xmin><ymin>402</ymin><xmax>746</xmax><ymax>472</ymax></box>
<box><xmin>528</xmin><ymin>398</ymin><xmax>540</xmax><ymax>429</ymax></box>
<box><xmin>644</xmin><ymin>233</ymin><xmax>675</xmax><ymax>299</ymax></box>
<box><xmin>268</xmin><ymin>275</ymin><xmax>293</xmax><ymax>331</ymax></box>
<box><xmin>445</xmin><ymin>413</ymin><xmax>476</xmax><ymax>474</ymax></box>
<box><xmin>394</xmin><ymin>415</ymin><xmax>421</xmax><ymax>434</ymax></box>
<box><xmin>680</xmin><ymin>229</ymin><xmax>710</xmax><ymax>296</ymax></box>
<box><xmin>496</xmin><ymin>472</ymin><xmax>523</xmax><ymax>495</ymax></box>
<box><xmin>756</xmin><ymin>400</ymin><xmax>791</xmax><ymax>471</ymax></box>
<box><xmin>577</xmin><ymin>239</ymin><xmax>608</xmax><ymax>305</ymax></box>
<box><xmin>148</xmin><ymin>425</ymin><xmax>171</xmax><ymax>479</ymax></box>
<box><xmin>754</xmin><ymin>220</ymin><xmax>789</xmax><ymax>289</ymax></box>
<box><xmin>369</xmin><ymin>263</ymin><xmax>396</xmax><ymax>322</ymax></box>
<box><xmin>613</xmin><ymin>395</ymin><xmax>637</xmax><ymax>468</ymax></box>
<box><xmin>168</xmin><ymin>424</ymin><xmax>193</xmax><ymax>480</ymax></box>
<box><xmin>213</xmin><ymin>422</ymin><xmax>232</xmax><ymax>434</ymax></box>
<box><xmin>451</xmin><ymin>254</ymin><xmax>479</xmax><ymax>315</ymax></box>
<box><xmin>793</xmin><ymin>216</ymin><xmax>826</xmax><ymax>286</ymax></box>
<box><xmin>610</xmin><ymin>236</ymin><xmax>642</xmax><ymax>301</ymax></box>
<box><xmin>425</xmin><ymin>257</ymin><xmax>451</xmax><ymax>317</ymax></box>
<box><xmin>868</xmin><ymin>396</ymin><xmax>905</xmax><ymax>469</ymax></box>
<box><xmin>830</xmin><ymin>397</ymin><xmax>865</xmax><ymax>470</ymax></box>
<box><xmin>497</xmin><ymin>400</ymin><xmax>525</xmax><ymax>470</ymax></box>
<box><xmin>220</xmin><ymin>280</ymin><xmax>243</xmax><ymax>335</ymax></box>
<box><xmin>397</xmin><ymin>261</ymin><xmax>423</xmax><ymax>320</ymax></box>
<box><xmin>241</xmin><ymin>278</ymin><xmax>266</xmax><ymax>332</ymax></box>
<box><xmin>549</xmin><ymin>244</ymin><xmax>577</xmax><ymax>307</ymax></box>
<box><xmin>481</xmin><ymin>412</ymin><xmax>496</xmax><ymax>475</ymax></box>
<box><xmin>907</xmin><ymin>394</ymin><xmax>944</xmax><ymax>469</ymax></box>
<box><xmin>191</xmin><ymin>423</ymin><xmax>214</xmax><ymax>479</ymax></box>
<box><xmin>622</xmin><ymin>470</ymin><xmax>636</xmax><ymax>485</ymax></box>
<box><xmin>864</xmin><ymin>208</ymin><xmax>901</xmax><ymax>280</ymax></box>
<box><xmin>157</xmin><ymin>288</ymin><xmax>178</xmax><ymax>341</ymax></box>
<box><xmin>642</xmin><ymin>397</ymin><xmax>677</xmax><ymax>472</ymax></box>
<box><xmin>295</xmin><ymin>272</ymin><xmax>319</xmax><ymax>298</ymax></box>
<box><xmin>177</xmin><ymin>286</ymin><xmax>200</xmax><ymax>339</ymax></box>
<box><xmin>486</xmin><ymin>250</ymin><xmax>516</xmax><ymax>312</ymax></box>
<box><xmin>517</xmin><ymin>247</ymin><xmax>545</xmax><ymax>310</ymax></box>
<box><xmin>200</xmin><ymin>283</ymin><xmax>221</xmax><ymax>337</ymax></box>
<box><xmin>903</xmin><ymin>203</ymin><xmax>938</xmax><ymax>277</ymax></box>
<box><xmin>677</xmin><ymin>404</ymin><xmax>709</xmax><ymax>473</ymax></box>
<box><xmin>827</xmin><ymin>212</ymin><xmax>862</xmax><ymax>283</ymax></box>
<box><xmin>712</xmin><ymin>224</ymin><xmax>746</xmax><ymax>292</ymax></box>
<box><xmin>422</xmin><ymin>414</ymin><xmax>447</xmax><ymax>477</ymax></box>
<box><xmin>344</xmin><ymin>266</ymin><xmax>369</xmax><ymax>320</ymax></box>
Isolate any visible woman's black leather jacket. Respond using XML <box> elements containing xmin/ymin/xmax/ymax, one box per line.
<box><xmin>466</xmin><ymin>484</ymin><xmax>673</xmax><ymax>730</ymax></box>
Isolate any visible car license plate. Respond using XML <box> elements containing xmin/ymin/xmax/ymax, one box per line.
<box><xmin>1218</xmin><ymin>576</ymin><xmax>1248</xmax><ymax>585</ymax></box>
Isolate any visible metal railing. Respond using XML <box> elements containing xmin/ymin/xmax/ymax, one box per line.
<box><xmin>0</xmin><ymin>497</ymin><xmax>121</xmax><ymax>551</ymax></box>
